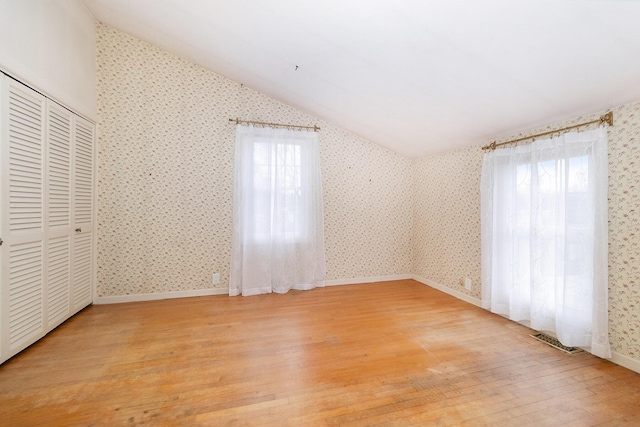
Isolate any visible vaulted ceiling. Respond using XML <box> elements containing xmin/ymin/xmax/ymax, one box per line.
<box><xmin>81</xmin><ymin>0</ymin><xmax>640</xmax><ymax>158</ymax></box>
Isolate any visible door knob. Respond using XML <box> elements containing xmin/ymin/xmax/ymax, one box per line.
<box><xmin>75</xmin><ymin>228</ymin><xmax>82</xmax><ymax>232</ymax></box>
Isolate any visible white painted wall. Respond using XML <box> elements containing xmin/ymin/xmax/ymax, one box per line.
<box><xmin>0</xmin><ymin>0</ymin><xmax>96</xmax><ymax>120</ymax></box>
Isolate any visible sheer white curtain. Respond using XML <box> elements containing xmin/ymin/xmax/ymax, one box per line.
<box><xmin>481</xmin><ymin>127</ymin><xmax>611</xmax><ymax>358</ymax></box>
<box><xmin>229</xmin><ymin>125</ymin><xmax>326</xmax><ymax>297</ymax></box>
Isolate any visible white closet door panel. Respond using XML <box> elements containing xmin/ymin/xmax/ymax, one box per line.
<box><xmin>1</xmin><ymin>78</ymin><xmax>47</xmax><ymax>360</ymax></box>
<box><xmin>8</xmin><ymin>240</ymin><xmax>43</xmax><ymax>351</ymax></box>
<box><xmin>72</xmin><ymin>232</ymin><xmax>91</xmax><ymax>310</ymax></box>
<box><xmin>1</xmin><ymin>75</ymin><xmax>5</xmax><ymax>362</ymax></box>
<box><xmin>47</xmin><ymin>236</ymin><xmax>70</xmax><ymax>326</ymax></box>
<box><xmin>45</xmin><ymin>102</ymin><xmax>72</xmax><ymax>328</ymax></box>
<box><xmin>70</xmin><ymin>115</ymin><xmax>94</xmax><ymax>312</ymax></box>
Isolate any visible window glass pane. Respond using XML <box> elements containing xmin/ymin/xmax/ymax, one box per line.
<box><xmin>250</xmin><ymin>141</ymin><xmax>305</xmax><ymax>242</ymax></box>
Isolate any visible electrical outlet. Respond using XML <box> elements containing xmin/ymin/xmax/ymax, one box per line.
<box><xmin>464</xmin><ymin>277</ymin><xmax>472</xmax><ymax>291</ymax></box>
<box><xmin>212</xmin><ymin>272</ymin><xmax>220</xmax><ymax>285</ymax></box>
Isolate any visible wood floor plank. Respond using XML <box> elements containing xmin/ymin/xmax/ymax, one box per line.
<box><xmin>1</xmin><ymin>280</ymin><xmax>639</xmax><ymax>426</ymax></box>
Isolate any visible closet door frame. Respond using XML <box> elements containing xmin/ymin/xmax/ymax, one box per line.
<box><xmin>0</xmin><ymin>73</ymin><xmax>96</xmax><ymax>364</ymax></box>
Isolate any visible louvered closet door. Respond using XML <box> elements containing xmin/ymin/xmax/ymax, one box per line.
<box><xmin>46</xmin><ymin>103</ymin><xmax>72</xmax><ymax>329</ymax></box>
<box><xmin>0</xmin><ymin>76</ymin><xmax>47</xmax><ymax>360</ymax></box>
<box><xmin>1</xmin><ymin>75</ymin><xmax>95</xmax><ymax>365</ymax></box>
<box><xmin>71</xmin><ymin>116</ymin><xmax>94</xmax><ymax>311</ymax></box>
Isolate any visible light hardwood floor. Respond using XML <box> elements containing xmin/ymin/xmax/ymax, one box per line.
<box><xmin>1</xmin><ymin>280</ymin><xmax>639</xmax><ymax>426</ymax></box>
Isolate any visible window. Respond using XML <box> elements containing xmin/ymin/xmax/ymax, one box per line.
<box><xmin>249</xmin><ymin>140</ymin><xmax>305</xmax><ymax>243</ymax></box>
<box><xmin>229</xmin><ymin>125</ymin><xmax>326</xmax><ymax>297</ymax></box>
<box><xmin>481</xmin><ymin>128</ymin><xmax>611</xmax><ymax>358</ymax></box>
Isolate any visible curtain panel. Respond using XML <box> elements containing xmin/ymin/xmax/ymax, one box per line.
<box><xmin>229</xmin><ymin>125</ymin><xmax>326</xmax><ymax>297</ymax></box>
<box><xmin>481</xmin><ymin>127</ymin><xmax>611</xmax><ymax>358</ymax></box>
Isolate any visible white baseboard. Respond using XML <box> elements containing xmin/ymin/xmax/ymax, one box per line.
<box><xmin>94</xmin><ymin>288</ymin><xmax>228</xmax><ymax>304</ymax></box>
<box><xmin>610</xmin><ymin>350</ymin><xmax>640</xmax><ymax>374</ymax></box>
<box><xmin>530</xmin><ymin>332</ymin><xmax>640</xmax><ymax>374</ymax></box>
<box><xmin>411</xmin><ymin>274</ymin><xmax>482</xmax><ymax>307</ymax></box>
<box><xmin>325</xmin><ymin>274</ymin><xmax>412</xmax><ymax>287</ymax></box>
<box><xmin>94</xmin><ymin>275</ymin><xmax>412</xmax><ymax>304</ymax></box>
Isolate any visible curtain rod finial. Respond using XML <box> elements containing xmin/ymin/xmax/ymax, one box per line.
<box><xmin>482</xmin><ymin>141</ymin><xmax>497</xmax><ymax>151</ymax></box>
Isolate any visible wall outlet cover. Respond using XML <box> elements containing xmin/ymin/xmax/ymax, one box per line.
<box><xmin>212</xmin><ymin>272</ymin><xmax>220</xmax><ymax>285</ymax></box>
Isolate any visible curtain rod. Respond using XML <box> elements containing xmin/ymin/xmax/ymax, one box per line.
<box><xmin>229</xmin><ymin>118</ymin><xmax>320</xmax><ymax>132</ymax></box>
<box><xmin>482</xmin><ymin>112</ymin><xmax>613</xmax><ymax>151</ymax></box>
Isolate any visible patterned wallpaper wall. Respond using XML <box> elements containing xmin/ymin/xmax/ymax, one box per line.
<box><xmin>412</xmin><ymin>146</ymin><xmax>483</xmax><ymax>296</ymax></box>
<box><xmin>96</xmin><ymin>24</ymin><xmax>412</xmax><ymax>297</ymax></box>
<box><xmin>413</xmin><ymin>101</ymin><xmax>640</xmax><ymax>361</ymax></box>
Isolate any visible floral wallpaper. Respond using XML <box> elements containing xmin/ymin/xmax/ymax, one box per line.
<box><xmin>96</xmin><ymin>24</ymin><xmax>412</xmax><ymax>297</ymax></box>
<box><xmin>412</xmin><ymin>146</ymin><xmax>483</xmax><ymax>297</ymax></box>
<box><xmin>607</xmin><ymin>101</ymin><xmax>640</xmax><ymax>359</ymax></box>
<box><xmin>413</xmin><ymin>101</ymin><xmax>640</xmax><ymax>361</ymax></box>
